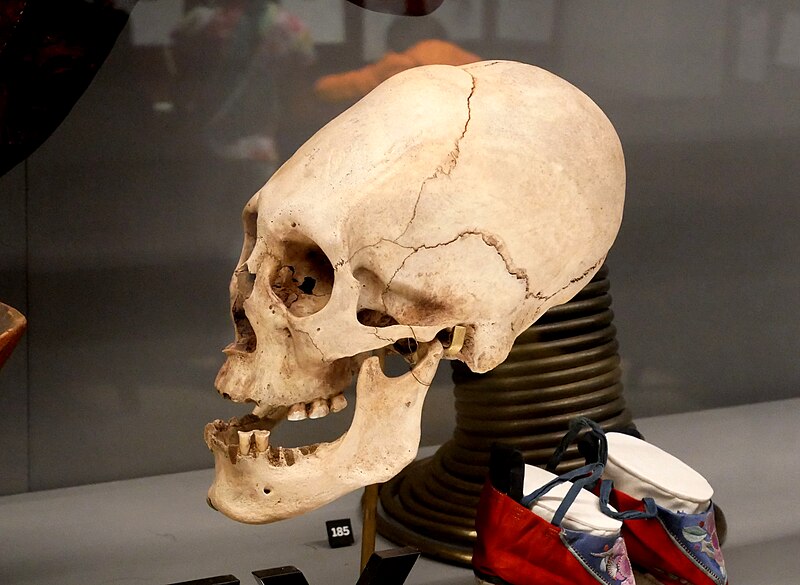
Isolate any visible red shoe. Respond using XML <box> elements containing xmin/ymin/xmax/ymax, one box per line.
<box><xmin>473</xmin><ymin>424</ymin><xmax>638</xmax><ymax>585</ymax></box>
<box><xmin>600</xmin><ymin>432</ymin><xmax>728</xmax><ymax>585</ymax></box>
<box><xmin>542</xmin><ymin>421</ymin><xmax>728</xmax><ymax>585</ymax></box>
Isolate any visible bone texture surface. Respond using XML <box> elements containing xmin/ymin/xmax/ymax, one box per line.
<box><xmin>205</xmin><ymin>60</ymin><xmax>626</xmax><ymax>523</ymax></box>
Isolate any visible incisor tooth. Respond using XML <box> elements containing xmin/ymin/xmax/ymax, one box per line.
<box><xmin>329</xmin><ymin>393</ymin><xmax>347</xmax><ymax>413</ymax></box>
<box><xmin>287</xmin><ymin>403</ymin><xmax>307</xmax><ymax>421</ymax></box>
<box><xmin>237</xmin><ymin>430</ymin><xmax>253</xmax><ymax>456</ymax></box>
<box><xmin>308</xmin><ymin>398</ymin><xmax>329</xmax><ymax>419</ymax></box>
<box><xmin>254</xmin><ymin>429</ymin><xmax>270</xmax><ymax>452</ymax></box>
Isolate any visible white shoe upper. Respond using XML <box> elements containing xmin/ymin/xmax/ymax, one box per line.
<box><xmin>522</xmin><ymin>464</ymin><xmax>622</xmax><ymax>536</ymax></box>
<box><xmin>604</xmin><ymin>432</ymin><xmax>713</xmax><ymax>514</ymax></box>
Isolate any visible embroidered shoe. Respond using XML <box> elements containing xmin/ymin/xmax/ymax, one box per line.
<box><xmin>544</xmin><ymin>420</ymin><xmax>728</xmax><ymax>585</ymax></box>
<box><xmin>473</xmin><ymin>425</ymin><xmax>639</xmax><ymax>585</ymax></box>
<box><xmin>599</xmin><ymin>432</ymin><xmax>728</xmax><ymax>585</ymax></box>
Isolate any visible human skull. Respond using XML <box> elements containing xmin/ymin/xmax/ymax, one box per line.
<box><xmin>205</xmin><ymin>60</ymin><xmax>625</xmax><ymax>523</ymax></box>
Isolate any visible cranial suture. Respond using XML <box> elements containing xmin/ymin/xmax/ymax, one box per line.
<box><xmin>205</xmin><ymin>60</ymin><xmax>626</xmax><ymax>523</ymax></box>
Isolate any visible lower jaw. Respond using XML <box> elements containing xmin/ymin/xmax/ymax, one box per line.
<box><xmin>205</xmin><ymin>421</ymin><xmax>419</xmax><ymax>524</ymax></box>
<box><xmin>206</xmin><ymin>341</ymin><xmax>444</xmax><ymax>524</ymax></box>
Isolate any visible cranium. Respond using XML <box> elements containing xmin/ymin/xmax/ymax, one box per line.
<box><xmin>205</xmin><ymin>60</ymin><xmax>625</xmax><ymax>523</ymax></box>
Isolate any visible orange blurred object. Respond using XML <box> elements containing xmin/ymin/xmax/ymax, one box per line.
<box><xmin>314</xmin><ymin>39</ymin><xmax>480</xmax><ymax>103</ymax></box>
<box><xmin>0</xmin><ymin>302</ymin><xmax>26</xmax><ymax>370</ymax></box>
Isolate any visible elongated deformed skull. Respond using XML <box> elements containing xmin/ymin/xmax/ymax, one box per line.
<box><xmin>205</xmin><ymin>60</ymin><xmax>625</xmax><ymax>523</ymax></box>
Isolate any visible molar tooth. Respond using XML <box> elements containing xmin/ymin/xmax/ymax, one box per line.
<box><xmin>237</xmin><ymin>430</ymin><xmax>253</xmax><ymax>456</ymax></box>
<box><xmin>329</xmin><ymin>393</ymin><xmax>347</xmax><ymax>413</ymax></box>
<box><xmin>287</xmin><ymin>402</ymin><xmax>308</xmax><ymax>421</ymax></box>
<box><xmin>308</xmin><ymin>398</ymin><xmax>329</xmax><ymax>419</ymax></box>
<box><xmin>254</xmin><ymin>430</ymin><xmax>270</xmax><ymax>452</ymax></box>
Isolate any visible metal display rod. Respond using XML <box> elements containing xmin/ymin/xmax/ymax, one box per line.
<box><xmin>360</xmin><ymin>484</ymin><xmax>380</xmax><ymax>571</ymax></box>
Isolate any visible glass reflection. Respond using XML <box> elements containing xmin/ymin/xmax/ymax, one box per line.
<box><xmin>169</xmin><ymin>1</ymin><xmax>314</xmax><ymax>175</ymax></box>
<box><xmin>1</xmin><ymin>0</ymin><xmax>799</xmax><ymax>495</ymax></box>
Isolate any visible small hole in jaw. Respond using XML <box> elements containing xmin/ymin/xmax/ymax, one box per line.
<box><xmin>263</xmin><ymin>488</ymin><xmax>272</xmax><ymax>495</ymax></box>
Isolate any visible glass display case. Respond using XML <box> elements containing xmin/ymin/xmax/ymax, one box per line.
<box><xmin>1</xmin><ymin>2</ymin><xmax>798</xmax><ymax>584</ymax></box>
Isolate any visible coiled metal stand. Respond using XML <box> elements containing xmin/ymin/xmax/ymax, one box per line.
<box><xmin>376</xmin><ymin>266</ymin><xmax>635</xmax><ymax>565</ymax></box>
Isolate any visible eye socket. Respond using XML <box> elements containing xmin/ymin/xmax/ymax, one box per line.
<box><xmin>271</xmin><ymin>236</ymin><xmax>334</xmax><ymax>317</ymax></box>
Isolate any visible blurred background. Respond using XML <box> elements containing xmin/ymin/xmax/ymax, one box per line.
<box><xmin>1</xmin><ymin>0</ymin><xmax>799</xmax><ymax>495</ymax></box>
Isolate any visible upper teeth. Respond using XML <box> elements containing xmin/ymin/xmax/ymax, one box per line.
<box><xmin>330</xmin><ymin>393</ymin><xmax>347</xmax><ymax>413</ymax></box>
<box><xmin>286</xmin><ymin>393</ymin><xmax>346</xmax><ymax>422</ymax></box>
<box><xmin>308</xmin><ymin>399</ymin><xmax>329</xmax><ymax>419</ymax></box>
<box><xmin>287</xmin><ymin>403</ymin><xmax>307</xmax><ymax>421</ymax></box>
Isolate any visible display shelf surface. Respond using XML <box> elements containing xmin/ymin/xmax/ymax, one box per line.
<box><xmin>1</xmin><ymin>398</ymin><xmax>798</xmax><ymax>585</ymax></box>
